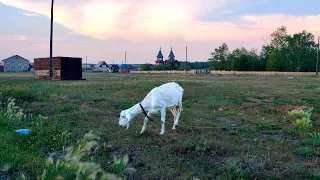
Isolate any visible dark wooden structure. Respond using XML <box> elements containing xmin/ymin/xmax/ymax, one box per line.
<box><xmin>196</xmin><ymin>69</ymin><xmax>210</xmax><ymax>74</ymax></box>
<box><xmin>34</xmin><ymin>56</ymin><xmax>82</xmax><ymax>80</ymax></box>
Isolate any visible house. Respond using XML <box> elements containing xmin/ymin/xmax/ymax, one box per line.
<box><xmin>95</xmin><ymin>61</ymin><xmax>110</xmax><ymax>72</ymax></box>
<box><xmin>119</xmin><ymin>64</ymin><xmax>136</xmax><ymax>73</ymax></box>
<box><xmin>110</xmin><ymin>64</ymin><xmax>119</xmax><ymax>73</ymax></box>
<box><xmin>29</xmin><ymin>63</ymin><xmax>34</xmax><ymax>72</ymax></box>
<box><xmin>82</xmin><ymin>64</ymin><xmax>95</xmax><ymax>72</ymax></box>
<box><xmin>154</xmin><ymin>47</ymin><xmax>180</xmax><ymax>68</ymax></box>
<box><xmin>2</xmin><ymin>55</ymin><xmax>30</xmax><ymax>72</ymax></box>
<box><xmin>34</xmin><ymin>56</ymin><xmax>83</xmax><ymax>80</ymax></box>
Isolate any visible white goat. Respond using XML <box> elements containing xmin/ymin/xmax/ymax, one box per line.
<box><xmin>118</xmin><ymin>82</ymin><xmax>183</xmax><ymax>135</ymax></box>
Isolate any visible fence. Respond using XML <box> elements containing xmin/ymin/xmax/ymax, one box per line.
<box><xmin>210</xmin><ymin>71</ymin><xmax>316</xmax><ymax>76</ymax></box>
<box><xmin>130</xmin><ymin>70</ymin><xmax>316</xmax><ymax>76</ymax></box>
<box><xmin>130</xmin><ymin>70</ymin><xmax>196</xmax><ymax>74</ymax></box>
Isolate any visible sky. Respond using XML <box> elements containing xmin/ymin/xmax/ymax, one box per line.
<box><xmin>0</xmin><ymin>0</ymin><xmax>320</xmax><ymax>64</ymax></box>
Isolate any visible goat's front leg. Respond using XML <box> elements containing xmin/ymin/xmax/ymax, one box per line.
<box><xmin>140</xmin><ymin>112</ymin><xmax>151</xmax><ymax>134</ymax></box>
<box><xmin>160</xmin><ymin>108</ymin><xmax>166</xmax><ymax>135</ymax></box>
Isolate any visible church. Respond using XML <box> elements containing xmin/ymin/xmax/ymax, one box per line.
<box><xmin>155</xmin><ymin>47</ymin><xmax>180</xmax><ymax>67</ymax></box>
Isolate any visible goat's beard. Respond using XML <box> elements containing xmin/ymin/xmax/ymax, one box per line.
<box><xmin>126</xmin><ymin>123</ymin><xmax>130</xmax><ymax>129</ymax></box>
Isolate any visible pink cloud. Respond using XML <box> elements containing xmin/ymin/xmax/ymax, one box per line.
<box><xmin>2</xmin><ymin>0</ymin><xmax>319</xmax><ymax>43</ymax></box>
<box><xmin>14</xmin><ymin>35</ymin><xmax>28</xmax><ymax>41</ymax></box>
<box><xmin>1</xmin><ymin>0</ymin><xmax>320</xmax><ymax>64</ymax></box>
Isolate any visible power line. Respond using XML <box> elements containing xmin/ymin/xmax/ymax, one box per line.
<box><xmin>58</xmin><ymin>0</ymin><xmax>320</xmax><ymax>33</ymax></box>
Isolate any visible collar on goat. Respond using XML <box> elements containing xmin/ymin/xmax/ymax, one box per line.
<box><xmin>139</xmin><ymin>103</ymin><xmax>152</xmax><ymax>121</ymax></box>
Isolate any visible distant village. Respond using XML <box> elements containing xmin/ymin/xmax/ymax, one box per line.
<box><xmin>0</xmin><ymin>47</ymin><xmax>184</xmax><ymax>73</ymax></box>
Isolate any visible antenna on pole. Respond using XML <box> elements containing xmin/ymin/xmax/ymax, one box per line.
<box><xmin>49</xmin><ymin>0</ymin><xmax>54</xmax><ymax>80</ymax></box>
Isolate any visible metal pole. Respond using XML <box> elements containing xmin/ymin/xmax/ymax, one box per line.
<box><xmin>317</xmin><ymin>36</ymin><xmax>319</xmax><ymax>75</ymax></box>
<box><xmin>49</xmin><ymin>0</ymin><xmax>54</xmax><ymax>80</ymax></box>
<box><xmin>125</xmin><ymin>51</ymin><xmax>126</xmax><ymax>64</ymax></box>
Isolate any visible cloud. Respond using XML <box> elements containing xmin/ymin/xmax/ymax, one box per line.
<box><xmin>221</xmin><ymin>10</ymin><xmax>233</xmax><ymax>14</ymax></box>
<box><xmin>1</xmin><ymin>0</ymin><xmax>320</xmax><ymax>64</ymax></box>
<box><xmin>14</xmin><ymin>35</ymin><xmax>27</xmax><ymax>41</ymax></box>
<box><xmin>22</xmin><ymin>12</ymin><xmax>39</xmax><ymax>16</ymax></box>
<box><xmin>1</xmin><ymin>0</ymin><xmax>320</xmax><ymax>43</ymax></box>
<box><xmin>0</xmin><ymin>0</ymin><xmax>288</xmax><ymax>42</ymax></box>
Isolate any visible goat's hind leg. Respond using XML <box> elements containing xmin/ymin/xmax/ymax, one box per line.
<box><xmin>172</xmin><ymin>106</ymin><xmax>181</xmax><ymax>130</ymax></box>
<box><xmin>171</xmin><ymin>108</ymin><xmax>177</xmax><ymax>130</ymax></box>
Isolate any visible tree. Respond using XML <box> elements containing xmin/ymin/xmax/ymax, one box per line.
<box><xmin>141</xmin><ymin>64</ymin><xmax>152</xmax><ymax>71</ymax></box>
<box><xmin>233</xmin><ymin>54</ymin><xmax>249</xmax><ymax>71</ymax></box>
<box><xmin>208</xmin><ymin>43</ymin><xmax>229</xmax><ymax>70</ymax></box>
<box><xmin>169</xmin><ymin>62</ymin><xmax>176</xmax><ymax>70</ymax></box>
<box><xmin>152</xmin><ymin>65</ymin><xmax>163</xmax><ymax>71</ymax></box>
<box><xmin>270</xmin><ymin>26</ymin><xmax>289</xmax><ymax>51</ymax></box>
<box><xmin>248</xmin><ymin>48</ymin><xmax>265</xmax><ymax>71</ymax></box>
<box><xmin>266</xmin><ymin>26</ymin><xmax>289</xmax><ymax>71</ymax></box>
<box><xmin>229</xmin><ymin>47</ymin><xmax>249</xmax><ymax>71</ymax></box>
<box><xmin>266</xmin><ymin>53</ymin><xmax>278</xmax><ymax>71</ymax></box>
<box><xmin>207</xmin><ymin>26</ymin><xmax>318</xmax><ymax>72</ymax></box>
<box><xmin>286</xmin><ymin>30</ymin><xmax>317</xmax><ymax>72</ymax></box>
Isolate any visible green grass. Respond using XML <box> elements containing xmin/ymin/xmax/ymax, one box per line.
<box><xmin>0</xmin><ymin>72</ymin><xmax>320</xmax><ymax>179</ymax></box>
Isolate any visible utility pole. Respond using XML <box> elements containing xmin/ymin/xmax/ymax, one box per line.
<box><xmin>86</xmin><ymin>56</ymin><xmax>87</xmax><ymax>69</ymax></box>
<box><xmin>185</xmin><ymin>46</ymin><xmax>188</xmax><ymax>73</ymax></box>
<box><xmin>49</xmin><ymin>0</ymin><xmax>54</xmax><ymax>80</ymax></box>
<box><xmin>125</xmin><ymin>51</ymin><xmax>127</xmax><ymax>64</ymax></box>
<box><xmin>317</xmin><ymin>36</ymin><xmax>319</xmax><ymax>75</ymax></box>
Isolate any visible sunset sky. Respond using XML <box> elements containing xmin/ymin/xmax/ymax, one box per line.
<box><xmin>0</xmin><ymin>0</ymin><xmax>320</xmax><ymax>64</ymax></box>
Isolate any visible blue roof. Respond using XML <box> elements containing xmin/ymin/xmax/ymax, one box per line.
<box><xmin>157</xmin><ymin>48</ymin><xmax>163</xmax><ymax>57</ymax></box>
<box><xmin>119</xmin><ymin>64</ymin><xmax>136</xmax><ymax>69</ymax></box>
<box><xmin>168</xmin><ymin>48</ymin><xmax>175</xmax><ymax>57</ymax></box>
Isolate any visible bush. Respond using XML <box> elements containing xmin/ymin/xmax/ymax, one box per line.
<box><xmin>288</xmin><ymin>107</ymin><xmax>313</xmax><ymax>138</ymax></box>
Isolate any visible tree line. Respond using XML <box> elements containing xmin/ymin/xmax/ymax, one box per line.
<box><xmin>141</xmin><ymin>61</ymin><xmax>209</xmax><ymax>71</ymax></box>
<box><xmin>208</xmin><ymin>26</ymin><xmax>319</xmax><ymax>72</ymax></box>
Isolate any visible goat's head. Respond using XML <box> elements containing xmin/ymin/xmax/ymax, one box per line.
<box><xmin>119</xmin><ymin>110</ymin><xmax>131</xmax><ymax>129</ymax></box>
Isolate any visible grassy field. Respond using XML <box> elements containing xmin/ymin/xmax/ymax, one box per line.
<box><xmin>0</xmin><ymin>72</ymin><xmax>319</xmax><ymax>179</ymax></box>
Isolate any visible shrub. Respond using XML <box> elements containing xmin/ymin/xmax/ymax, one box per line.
<box><xmin>288</xmin><ymin>107</ymin><xmax>313</xmax><ymax>138</ymax></box>
<box><xmin>36</xmin><ymin>131</ymin><xmax>125</xmax><ymax>180</ymax></box>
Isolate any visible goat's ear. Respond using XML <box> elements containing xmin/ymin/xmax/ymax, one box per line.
<box><xmin>125</xmin><ymin>112</ymin><xmax>131</xmax><ymax>120</ymax></box>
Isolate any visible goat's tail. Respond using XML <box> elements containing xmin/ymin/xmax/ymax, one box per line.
<box><xmin>178</xmin><ymin>85</ymin><xmax>183</xmax><ymax>112</ymax></box>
